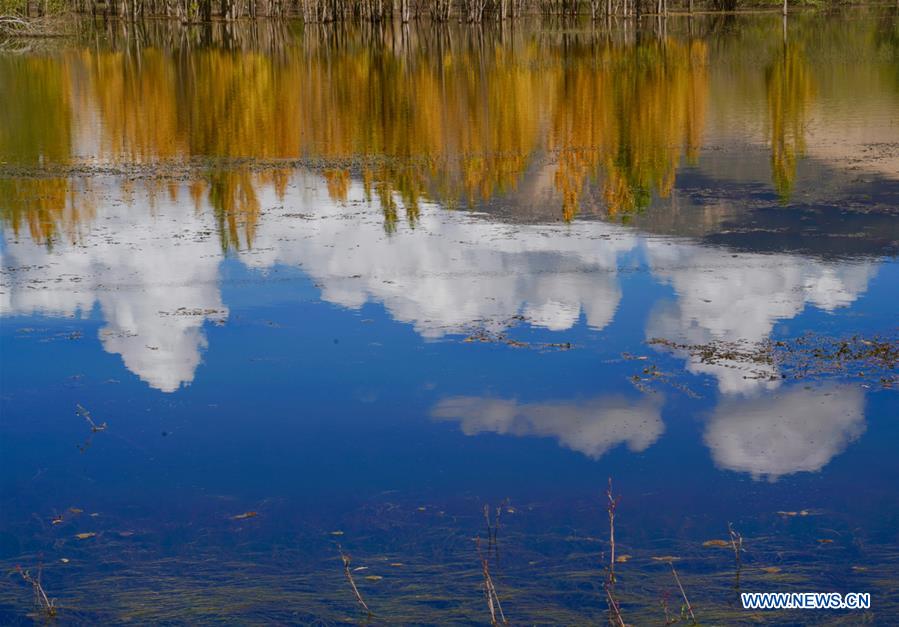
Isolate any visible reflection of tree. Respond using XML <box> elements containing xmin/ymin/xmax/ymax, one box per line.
<box><xmin>0</xmin><ymin>56</ymin><xmax>94</xmax><ymax>244</ymax></box>
<box><xmin>874</xmin><ymin>12</ymin><xmax>899</xmax><ymax>93</ymax></box>
<box><xmin>766</xmin><ymin>42</ymin><xmax>814</xmax><ymax>202</ymax></box>
<box><xmin>0</xmin><ymin>57</ymin><xmax>71</xmax><ymax>165</ymax></box>
<box><xmin>550</xmin><ymin>38</ymin><xmax>708</xmax><ymax>220</ymax></box>
<box><xmin>206</xmin><ymin>170</ymin><xmax>260</xmax><ymax>251</ymax></box>
<box><xmin>1</xmin><ymin>29</ymin><xmax>709</xmax><ymax>246</ymax></box>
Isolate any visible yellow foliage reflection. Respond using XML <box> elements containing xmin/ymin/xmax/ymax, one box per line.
<box><xmin>0</xmin><ymin>55</ymin><xmax>95</xmax><ymax>244</ymax></box>
<box><xmin>766</xmin><ymin>42</ymin><xmax>814</xmax><ymax>202</ymax></box>
<box><xmin>550</xmin><ymin>38</ymin><xmax>708</xmax><ymax>220</ymax></box>
<box><xmin>1</xmin><ymin>28</ymin><xmax>714</xmax><ymax>247</ymax></box>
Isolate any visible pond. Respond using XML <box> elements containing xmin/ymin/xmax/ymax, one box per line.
<box><xmin>1</xmin><ymin>10</ymin><xmax>898</xmax><ymax>624</ymax></box>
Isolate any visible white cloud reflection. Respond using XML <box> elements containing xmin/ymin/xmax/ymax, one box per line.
<box><xmin>0</xmin><ymin>168</ymin><xmax>882</xmax><ymax>419</ymax></box>
<box><xmin>241</xmin><ymin>171</ymin><xmax>635</xmax><ymax>337</ymax></box>
<box><xmin>645</xmin><ymin>240</ymin><xmax>877</xmax><ymax>394</ymax></box>
<box><xmin>1</xmin><ymin>185</ymin><xmax>226</xmax><ymax>392</ymax></box>
<box><xmin>703</xmin><ymin>384</ymin><xmax>866</xmax><ymax>481</ymax></box>
<box><xmin>0</xmin><ymin>171</ymin><xmax>635</xmax><ymax>390</ymax></box>
<box><xmin>431</xmin><ymin>395</ymin><xmax>664</xmax><ymax>459</ymax></box>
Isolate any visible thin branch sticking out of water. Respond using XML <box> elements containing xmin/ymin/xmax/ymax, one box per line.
<box><xmin>476</xmin><ymin>537</ymin><xmax>508</xmax><ymax>626</ymax></box>
<box><xmin>337</xmin><ymin>545</ymin><xmax>371</xmax><ymax>617</ymax></box>
<box><xmin>605</xmin><ymin>477</ymin><xmax>625</xmax><ymax>627</ymax></box>
<box><xmin>483</xmin><ymin>500</ymin><xmax>508</xmax><ymax>565</ymax></box>
<box><xmin>668</xmin><ymin>561</ymin><xmax>696</xmax><ymax>625</ymax></box>
<box><xmin>17</xmin><ymin>566</ymin><xmax>57</xmax><ymax>619</ymax></box>
<box><xmin>728</xmin><ymin>522</ymin><xmax>743</xmax><ymax>566</ymax></box>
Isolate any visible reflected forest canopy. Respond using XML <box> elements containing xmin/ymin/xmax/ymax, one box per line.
<box><xmin>3</xmin><ymin>14</ymin><xmax>894</xmax><ymax>249</ymax></box>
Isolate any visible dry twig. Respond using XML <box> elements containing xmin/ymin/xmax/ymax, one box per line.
<box><xmin>337</xmin><ymin>545</ymin><xmax>371</xmax><ymax>617</ymax></box>
<box><xmin>604</xmin><ymin>477</ymin><xmax>625</xmax><ymax>626</ymax></box>
<box><xmin>477</xmin><ymin>537</ymin><xmax>507</xmax><ymax>625</ymax></box>
<box><xmin>76</xmin><ymin>404</ymin><xmax>107</xmax><ymax>432</ymax></box>
<box><xmin>728</xmin><ymin>522</ymin><xmax>743</xmax><ymax>565</ymax></box>
<box><xmin>17</xmin><ymin>566</ymin><xmax>57</xmax><ymax>618</ymax></box>
<box><xmin>669</xmin><ymin>561</ymin><xmax>696</xmax><ymax>625</ymax></box>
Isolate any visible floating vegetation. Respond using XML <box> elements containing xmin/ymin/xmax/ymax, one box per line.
<box><xmin>648</xmin><ymin>332</ymin><xmax>898</xmax><ymax>389</ymax></box>
<box><xmin>74</xmin><ymin>405</ymin><xmax>107</xmax><ymax>454</ymax></box>
<box><xmin>462</xmin><ymin>330</ymin><xmax>573</xmax><ymax>351</ymax></box>
<box><xmin>777</xmin><ymin>510</ymin><xmax>811</xmax><ymax>517</ymax></box>
<box><xmin>458</xmin><ymin>315</ymin><xmax>574</xmax><ymax>352</ymax></box>
<box><xmin>74</xmin><ymin>532</ymin><xmax>97</xmax><ymax>540</ymax></box>
<box><xmin>702</xmin><ymin>539</ymin><xmax>730</xmax><ymax>548</ymax></box>
<box><xmin>776</xmin><ymin>334</ymin><xmax>898</xmax><ymax>387</ymax></box>
<box><xmin>75</xmin><ymin>404</ymin><xmax>107</xmax><ymax>433</ymax></box>
<box><xmin>629</xmin><ymin>362</ymin><xmax>700</xmax><ymax>398</ymax></box>
<box><xmin>160</xmin><ymin>307</ymin><xmax>228</xmax><ymax>318</ymax></box>
<box><xmin>230</xmin><ymin>512</ymin><xmax>258</xmax><ymax>520</ymax></box>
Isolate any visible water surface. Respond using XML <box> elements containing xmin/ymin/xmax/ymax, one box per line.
<box><xmin>1</xmin><ymin>11</ymin><xmax>898</xmax><ymax>624</ymax></box>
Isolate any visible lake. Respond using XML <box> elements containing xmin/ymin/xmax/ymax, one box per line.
<box><xmin>1</xmin><ymin>10</ymin><xmax>898</xmax><ymax>624</ymax></box>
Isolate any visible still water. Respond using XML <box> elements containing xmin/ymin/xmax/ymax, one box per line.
<box><xmin>1</xmin><ymin>10</ymin><xmax>898</xmax><ymax>624</ymax></box>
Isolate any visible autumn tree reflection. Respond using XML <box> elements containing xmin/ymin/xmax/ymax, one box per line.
<box><xmin>0</xmin><ymin>55</ymin><xmax>94</xmax><ymax>245</ymax></box>
<box><xmin>1</xmin><ymin>27</ymin><xmax>711</xmax><ymax>247</ymax></box>
<box><xmin>766</xmin><ymin>40</ymin><xmax>814</xmax><ymax>202</ymax></box>
<box><xmin>550</xmin><ymin>37</ymin><xmax>707</xmax><ymax>220</ymax></box>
